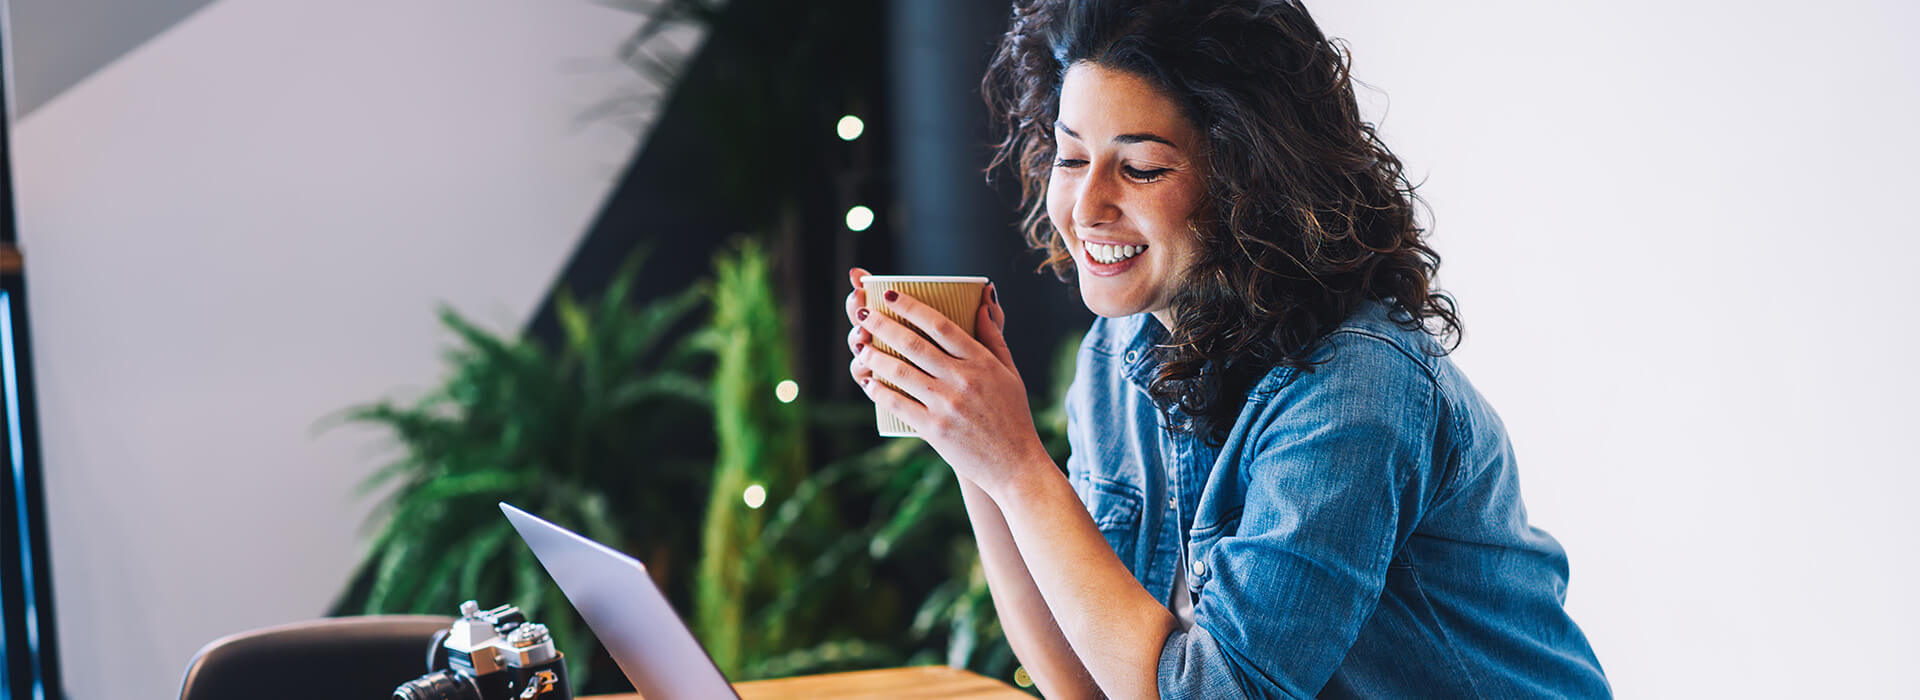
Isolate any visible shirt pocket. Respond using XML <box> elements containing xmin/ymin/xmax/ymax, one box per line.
<box><xmin>1185</xmin><ymin>510</ymin><xmax>1242</xmax><ymax>596</ymax></box>
<box><xmin>1073</xmin><ymin>475</ymin><xmax>1145</xmax><ymax>568</ymax></box>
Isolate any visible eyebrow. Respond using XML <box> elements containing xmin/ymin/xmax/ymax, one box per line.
<box><xmin>1055</xmin><ymin>120</ymin><xmax>1177</xmax><ymax>148</ymax></box>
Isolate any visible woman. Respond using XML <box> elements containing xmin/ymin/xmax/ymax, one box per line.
<box><xmin>846</xmin><ymin>1</ymin><xmax>1609</xmax><ymax>697</ymax></box>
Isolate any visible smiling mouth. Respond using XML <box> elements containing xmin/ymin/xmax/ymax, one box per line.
<box><xmin>1084</xmin><ymin>242</ymin><xmax>1147</xmax><ymax>264</ymax></box>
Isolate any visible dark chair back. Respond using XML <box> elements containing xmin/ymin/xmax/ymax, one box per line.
<box><xmin>178</xmin><ymin>615</ymin><xmax>454</xmax><ymax>700</ymax></box>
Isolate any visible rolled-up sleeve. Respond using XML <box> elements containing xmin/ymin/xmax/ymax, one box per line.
<box><xmin>1157</xmin><ymin>335</ymin><xmax>1444</xmax><ymax>699</ymax></box>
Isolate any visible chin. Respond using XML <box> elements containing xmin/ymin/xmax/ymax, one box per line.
<box><xmin>1076</xmin><ymin>283</ymin><xmax>1148</xmax><ymax>319</ymax></box>
<box><xmin>1081</xmin><ymin>299</ymin><xmax>1136</xmax><ymax>319</ymax></box>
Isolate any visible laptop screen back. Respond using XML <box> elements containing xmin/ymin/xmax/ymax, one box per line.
<box><xmin>500</xmin><ymin>502</ymin><xmax>739</xmax><ymax>699</ymax></box>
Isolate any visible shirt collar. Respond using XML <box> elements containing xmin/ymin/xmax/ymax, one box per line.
<box><xmin>1119</xmin><ymin>313</ymin><xmax>1170</xmax><ymax>391</ymax></box>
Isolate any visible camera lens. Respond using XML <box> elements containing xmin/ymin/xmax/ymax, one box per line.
<box><xmin>392</xmin><ymin>670</ymin><xmax>481</xmax><ymax>700</ymax></box>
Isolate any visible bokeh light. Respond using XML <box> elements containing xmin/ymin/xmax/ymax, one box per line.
<box><xmin>836</xmin><ymin>114</ymin><xmax>865</xmax><ymax>141</ymax></box>
<box><xmin>845</xmin><ymin>205</ymin><xmax>875</xmax><ymax>232</ymax></box>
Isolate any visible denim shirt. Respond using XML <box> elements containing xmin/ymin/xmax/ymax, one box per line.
<box><xmin>1063</xmin><ymin>302</ymin><xmax>1610</xmax><ymax>699</ymax></box>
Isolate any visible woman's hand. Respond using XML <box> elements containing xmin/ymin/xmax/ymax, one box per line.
<box><xmin>844</xmin><ymin>268</ymin><xmax>1052</xmax><ymax>493</ymax></box>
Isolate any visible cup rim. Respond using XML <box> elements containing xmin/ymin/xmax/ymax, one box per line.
<box><xmin>858</xmin><ymin>275</ymin><xmax>991</xmax><ymax>284</ymax></box>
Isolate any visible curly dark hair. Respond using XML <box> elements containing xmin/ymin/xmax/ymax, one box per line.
<box><xmin>983</xmin><ymin>0</ymin><xmax>1461</xmax><ymax>444</ymax></box>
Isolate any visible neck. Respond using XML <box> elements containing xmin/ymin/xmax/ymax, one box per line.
<box><xmin>1150</xmin><ymin>309</ymin><xmax>1174</xmax><ymax>333</ymax></box>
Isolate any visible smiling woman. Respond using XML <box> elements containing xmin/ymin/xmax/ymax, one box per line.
<box><xmin>847</xmin><ymin>1</ymin><xmax>1611</xmax><ymax>698</ymax></box>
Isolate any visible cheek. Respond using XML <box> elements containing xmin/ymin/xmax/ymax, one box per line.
<box><xmin>1150</xmin><ymin>182</ymin><xmax>1207</xmax><ymax>245</ymax></box>
<box><xmin>1138</xmin><ymin>195</ymin><xmax>1192</xmax><ymax>243</ymax></box>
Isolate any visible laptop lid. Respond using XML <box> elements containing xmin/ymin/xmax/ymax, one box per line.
<box><xmin>499</xmin><ymin>502</ymin><xmax>740</xmax><ymax>699</ymax></box>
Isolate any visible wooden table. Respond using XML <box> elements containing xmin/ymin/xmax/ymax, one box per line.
<box><xmin>583</xmin><ymin>665</ymin><xmax>1032</xmax><ymax>699</ymax></box>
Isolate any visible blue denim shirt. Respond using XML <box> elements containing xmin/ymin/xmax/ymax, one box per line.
<box><xmin>1064</xmin><ymin>302</ymin><xmax>1609</xmax><ymax>698</ymax></box>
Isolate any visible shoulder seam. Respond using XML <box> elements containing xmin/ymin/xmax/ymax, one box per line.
<box><xmin>1323</xmin><ymin>327</ymin><xmax>1442</xmax><ymax>386</ymax></box>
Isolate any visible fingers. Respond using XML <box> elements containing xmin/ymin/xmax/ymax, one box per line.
<box><xmin>845</xmin><ymin>287</ymin><xmax>868</xmax><ymax>391</ymax></box>
<box><xmin>863</xmin><ymin>290</ymin><xmax>980</xmax><ymax>373</ymax></box>
<box><xmin>862</xmin><ymin>315</ymin><xmax>955</xmax><ymax>379</ymax></box>
<box><xmin>847</xmin><ymin>268</ymin><xmax>871</xmax><ymax>390</ymax></box>
<box><xmin>968</xmin><ymin>283</ymin><xmax>1017</xmax><ymax>374</ymax></box>
<box><xmin>976</xmin><ymin>302</ymin><xmax>1018</xmax><ymax>375</ymax></box>
<box><xmin>848</xmin><ymin>327</ymin><xmax>875</xmax><ymax>389</ymax></box>
<box><xmin>985</xmin><ymin>282</ymin><xmax>1005</xmax><ymax>332</ymax></box>
<box><xmin>847</xmin><ymin>323</ymin><xmax>871</xmax><ymax>357</ymax></box>
<box><xmin>860</xmin><ymin>372</ymin><xmax>929</xmax><ymax>431</ymax></box>
<box><xmin>844</xmin><ymin>267</ymin><xmax>873</xmax><ymax>327</ymax></box>
<box><xmin>858</xmin><ymin>343</ymin><xmax>939</xmax><ymax>409</ymax></box>
<box><xmin>845</xmin><ymin>288</ymin><xmax>867</xmax><ymax>327</ymax></box>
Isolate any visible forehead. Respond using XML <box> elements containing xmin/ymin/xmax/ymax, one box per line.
<box><xmin>1056</xmin><ymin>63</ymin><xmax>1196</xmax><ymax>145</ymax></box>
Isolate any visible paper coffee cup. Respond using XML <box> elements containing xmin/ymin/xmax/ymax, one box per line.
<box><xmin>860</xmin><ymin>275</ymin><xmax>990</xmax><ymax>437</ymax></box>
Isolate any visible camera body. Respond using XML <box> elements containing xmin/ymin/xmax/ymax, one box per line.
<box><xmin>393</xmin><ymin>600</ymin><xmax>571</xmax><ymax>700</ymax></box>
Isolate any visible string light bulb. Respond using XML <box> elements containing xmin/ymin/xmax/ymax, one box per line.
<box><xmin>836</xmin><ymin>115</ymin><xmax>865</xmax><ymax>141</ymax></box>
<box><xmin>846</xmin><ymin>206</ymin><xmax>875</xmax><ymax>232</ymax></box>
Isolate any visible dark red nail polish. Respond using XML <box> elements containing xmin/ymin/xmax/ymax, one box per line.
<box><xmin>884</xmin><ymin>290</ymin><xmax>898</xmax><ymax>302</ymax></box>
<box><xmin>989</xmin><ymin>285</ymin><xmax>998</xmax><ymax>305</ymax></box>
<box><xmin>855</xmin><ymin>342</ymin><xmax>865</xmax><ymax>353</ymax></box>
<box><xmin>857</xmin><ymin>308</ymin><xmax>869</xmax><ymax>321</ymax></box>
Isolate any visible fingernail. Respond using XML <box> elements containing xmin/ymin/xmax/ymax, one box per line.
<box><xmin>989</xmin><ymin>284</ymin><xmax>998</xmax><ymax>305</ymax></box>
<box><xmin>854</xmin><ymin>342</ymin><xmax>865</xmax><ymax>353</ymax></box>
<box><xmin>862</xmin><ymin>377</ymin><xmax>872</xmax><ymax>388</ymax></box>
<box><xmin>857</xmin><ymin>308</ymin><xmax>870</xmax><ymax>321</ymax></box>
<box><xmin>884</xmin><ymin>290</ymin><xmax>898</xmax><ymax>302</ymax></box>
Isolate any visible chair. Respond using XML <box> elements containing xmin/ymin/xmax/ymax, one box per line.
<box><xmin>178</xmin><ymin>615</ymin><xmax>455</xmax><ymax>700</ymax></box>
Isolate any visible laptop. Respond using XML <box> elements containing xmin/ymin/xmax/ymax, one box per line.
<box><xmin>500</xmin><ymin>502</ymin><xmax>742</xmax><ymax>699</ymax></box>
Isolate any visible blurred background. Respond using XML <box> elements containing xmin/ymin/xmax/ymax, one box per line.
<box><xmin>0</xmin><ymin>0</ymin><xmax>1914</xmax><ymax>698</ymax></box>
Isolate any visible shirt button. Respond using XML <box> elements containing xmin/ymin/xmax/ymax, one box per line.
<box><xmin>1191</xmin><ymin>558</ymin><xmax>1206</xmax><ymax>578</ymax></box>
<box><xmin>1168</xmin><ymin>496</ymin><xmax>1177</xmax><ymax>510</ymax></box>
<box><xmin>1125</xmin><ymin>349</ymin><xmax>1139</xmax><ymax>364</ymax></box>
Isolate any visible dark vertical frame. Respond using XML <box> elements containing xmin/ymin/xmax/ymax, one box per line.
<box><xmin>0</xmin><ymin>6</ymin><xmax>63</xmax><ymax>698</ymax></box>
<box><xmin>886</xmin><ymin>0</ymin><xmax>1088</xmax><ymax>390</ymax></box>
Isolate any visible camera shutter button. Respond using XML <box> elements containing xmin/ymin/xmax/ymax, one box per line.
<box><xmin>509</xmin><ymin>623</ymin><xmax>551</xmax><ymax>648</ymax></box>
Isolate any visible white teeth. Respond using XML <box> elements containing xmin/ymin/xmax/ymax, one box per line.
<box><xmin>1087</xmin><ymin>242</ymin><xmax>1146</xmax><ymax>264</ymax></box>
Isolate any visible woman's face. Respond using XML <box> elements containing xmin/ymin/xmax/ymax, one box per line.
<box><xmin>1046</xmin><ymin>62</ymin><xmax>1208</xmax><ymax>327</ymax></box>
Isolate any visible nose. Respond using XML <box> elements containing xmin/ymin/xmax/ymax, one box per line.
<box><xmin>1071</xmin><ymin>167</ymin><xmax>1120</xmax><ymax>230</ymax></box>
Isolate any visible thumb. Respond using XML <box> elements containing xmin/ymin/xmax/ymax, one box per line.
<box><xmin>987</xmin><ymin>283</ymin><xmax>1006</xmax><ymax>332</ymax></box>
<box><xmin>977</xmin><ymin>285</ymin><xmax>1018</xmax><ymax>374</ymax></box>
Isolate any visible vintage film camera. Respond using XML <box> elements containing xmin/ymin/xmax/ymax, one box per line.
<box><xmin>392</xmin><ymin>600</ymin><xmax>570</xmax><ymax>700</ymax></box>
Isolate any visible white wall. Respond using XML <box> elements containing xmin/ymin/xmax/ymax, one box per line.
<box><xmin>9</xmin><ymin>1</ymin><xmax>698</xmax><ymax>697</ymax></box>
<box><xmin>1312</xmin><ymin>2</ymin><xmax>1919</xmax><ymax>697</ymax></box>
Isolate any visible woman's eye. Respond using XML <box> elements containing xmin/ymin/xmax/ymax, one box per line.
<box><xmin>1123</xmin><ymin>166</ymin><xmax>1171</xmax><ymax>182</ymax></box>
<box><xmin>1053</xmin><ymin>158</ymin><xmax>1087</xmax><ymax>169</ymax></box>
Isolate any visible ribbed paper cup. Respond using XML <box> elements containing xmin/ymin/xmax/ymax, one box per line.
<box><xmin>860</xmin><ymin>275</ymin><xmax>990</xmax><ymax>438</ymax></box>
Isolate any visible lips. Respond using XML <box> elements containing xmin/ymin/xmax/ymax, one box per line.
<box><xmin>1078</xmin><ymin>239</ymin><xmax>1147</xmax><ymax>277</ymax></box>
